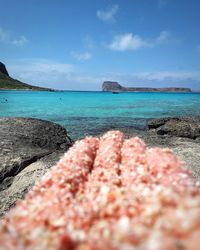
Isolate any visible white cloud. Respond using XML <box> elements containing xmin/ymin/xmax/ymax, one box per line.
<box><xmin>0</xmin><ymin>27</ymin><xmax>28</xmax><ymax>47</ymax></box>
<box><xmin>109</xmin><ymin>33</ymin><xmax>150</xmax><ymax>51</ymax></box>
<box><xmin>12</xmin><ymin>35</ymin><xmax>28</xmax><ymax>47</ymax></box>
<box><xmin>7</xmin><ymin>59</ymin><xmax>102</xmax><ymax>90</ymax></box>
<box><xmin>10</xmin><ymin>59</ymin><xmax>74</xmax><ymax>74</ymax></box>
<box><xmin>97</xmin><ymin>5</ymin><xmax>119</xmax><ymax>22</ymax></box>
<box><xmin>107</xmin><ymin>71</ymin><xmax>200</xmax><ymax>91</ymax></box>
<box><xmin>8</xmin><ymin>59</ymin><xmax>75</xmax><ymax>87</ymax></box>
<box><xmin>7</xmin><ymin>59</ymin><xmax>200</xmax><ymax>91</ymax></box>
<box><xmin>109</xmin><ymin>31</ymin><xmax>172</xmax><ymax>51</ymax></box>
<box><xmin>133</xmin><ymin>71</ymin><xmax>200</xmax><ymax>82</ymax></box>
<box><xmin>72</xmin><ymin>51</ymin><xmax>92</xmax><ymax>61</ymax></box>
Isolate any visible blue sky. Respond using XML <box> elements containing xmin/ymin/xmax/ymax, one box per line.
<box><xmin>0</xmin><ymin>0</ymin><xmax>200</xmax><ymax>90</ymax></box>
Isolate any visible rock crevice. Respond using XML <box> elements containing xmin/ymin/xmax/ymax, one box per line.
<box><xmin>0</xmin><ymin>152</ymin><xmax>53</xmax><ymax>184</ymax></box>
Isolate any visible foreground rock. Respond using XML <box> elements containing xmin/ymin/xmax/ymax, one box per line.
<box><xmin>148</xmin><ymin>116</ymin><xmax>200</xmax><ymax>139</ymax></box>
<box><xmin>0</xmin><ymin>117</ymin><xmax>72</xmax><ymax>217</ymax></box>
<box><xmin>1</xmin><ymin>116</ymin><xmax>200</xmax><ymax>218</ymax></box>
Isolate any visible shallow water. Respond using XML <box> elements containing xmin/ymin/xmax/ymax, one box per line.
<box><xmin>0</xmin><ymin>90</ymin><xmax>200</xmax><ymax>140</ymax></box>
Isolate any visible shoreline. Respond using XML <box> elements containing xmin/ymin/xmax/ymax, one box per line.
<box><xmin>0</xmin><ymin>88</ymin><xmax>56</xmax><ymax>92</ymax></box>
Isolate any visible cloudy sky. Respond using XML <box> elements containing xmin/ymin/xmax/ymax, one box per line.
<box><xmin>1</xmin><ymin>0</ymin><xmax>200</xmax><ymax>90</ymax></box>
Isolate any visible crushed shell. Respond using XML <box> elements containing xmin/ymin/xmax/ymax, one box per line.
<box><xmin>0</xmin><ymin>131</ymin><xmax>200</xmax><ymax>250</ymax></box>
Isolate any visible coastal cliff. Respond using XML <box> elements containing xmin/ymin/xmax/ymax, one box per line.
<box><xmin>102</xmin><ymin>81</ymin><xmax>192</xmax><ymax>93</ymax></box>
<box><xmin>0</xmin><ymin>62</ymin><xmax>53</xmax><ymax>91</ymax></box>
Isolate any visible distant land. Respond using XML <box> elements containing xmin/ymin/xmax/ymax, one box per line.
<box><xmin>0</xmin><ymin>62</ymin><xmax>53</xmax><ymax>91</ymax></box>
<box><xmin>0</xmin><ymin>62</ymin><xmax>193</xmax><ymax>92</ymax></box>
<box><xmin>102</xmin><ymin>81</ymin><xmax>192</xmax><ymax>93</ymax></box>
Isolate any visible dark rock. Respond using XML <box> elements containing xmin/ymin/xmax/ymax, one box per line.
<box><xmin>102</xmin><ymin>81</ymin><xmax>192</xmax><ymax>92</ymax></box>
<box><xmin>0</xmin><ymin>117</ymin><xmax>72</xmax><ymax>217</ymax></box>
<box><xmin>148</xmin><ymin>117</ymin><xmax>172</xmax><ymax>129</ymax></box>
<box><xmin>0</xmin><ymin>62</ymin><xmax>9</xmax><ymax>76</ymax></box>
<box><xmin>148</xmin><ymin>117</ymin><xmax>200</xmax><ymax>139</ymax></box>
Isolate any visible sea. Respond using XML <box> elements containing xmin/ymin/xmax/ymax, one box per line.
<box><xmin>0</xmin><ymin>90</ymin><xmax>200</xmax><ymax>140</ymax></box>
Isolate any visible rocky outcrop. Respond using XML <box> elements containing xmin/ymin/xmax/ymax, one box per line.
<box><xmin>148</xmin><ymin>116</ymin><xmax>200</xmax><ymax>139</ymax></box>
<box><xmin>102</xmin><ymin>81</ymin><xmax>126</xmax><ymax>92</ymax></box>
<box><xmin>0</xmin><ymin>117</ymin><xmax>72</xmax><ymax>217</ymax></box>
<box><xmin>102</xmin><ymin>81</ymin><xmax>192</xmax><ymax>92</ymax></box>
<box><xmin>0</xmin><ymin>62</ymin><xmax>9</xmax><ymax>76</ymax></box>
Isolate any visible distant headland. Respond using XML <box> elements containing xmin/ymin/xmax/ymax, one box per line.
<box><xmin>0</xmin><ymin>62</ymin><xmax>53</xmax><ymax>91</ymax></box>
<box><xmin>102</xmin><ymin>81</ymin><xmax>192</xmax><ymax>93</ymax></box>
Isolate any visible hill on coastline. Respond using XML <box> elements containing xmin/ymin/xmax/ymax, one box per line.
<box><xmin>102</xmin><ymin>81</ymin><xmax>192</xmax><ymax>93</ymax></box>
<box><xmin>0</xmin><ymin>62</ymin><xmax>53</xmax><ymax>91</ymax></box>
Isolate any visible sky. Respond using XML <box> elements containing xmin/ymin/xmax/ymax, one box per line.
<box><xmin>0</xmin><ymin>0</ymin><xmax>200</xmax><ymax>91</ymax></box>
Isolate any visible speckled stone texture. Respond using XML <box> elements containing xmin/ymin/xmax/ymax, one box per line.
<box><xmin>0</xmin><ymin>131</ymin><xmax>200</xmax><ymax>250</ymax></box>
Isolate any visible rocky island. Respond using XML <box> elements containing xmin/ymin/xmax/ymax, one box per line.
<box><xmin>0</xmin><ymin>62</ymin><xmax>53</xmax><ymax>91</ymax></box>
<box><xmin>102</xmin><ymin>81</ymin><xmax>192</xmax><ymax>93</ymax></box>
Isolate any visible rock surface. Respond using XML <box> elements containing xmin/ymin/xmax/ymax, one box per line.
<box><xmin>0</xmin><ymin>117</ymin><xmax>72</xmax><ymax>217</ymax></box>
<box><xmin>0</xmin><ymin>62</ymin><xmax>9</xmax><ymax>76</ymax></box>
<box><xmin>102</xmin><ymin>81</ymin><xmax>192</xmax><ymax>92</ymax></box>
<box><xmin>148</xmin><ymin>116</ymin><xmax>200</xmax><ymax>139</ymax></box>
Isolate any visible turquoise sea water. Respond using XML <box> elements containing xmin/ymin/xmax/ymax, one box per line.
<box><xmin>0</xmin><ymin>90</ymin><xmax>200</xmax><ymax>140</ymax></box>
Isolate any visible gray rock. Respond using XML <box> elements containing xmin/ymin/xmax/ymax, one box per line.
<box><xmin>0</xmin><ymin>117</ymin><xmax>72</xmax><ymax>217</ymax></box>
<box><xmin>0</xmin><ymin>152</ymin><xmax>63</xmax><ymax>217</ymax></box>
<box><xmin>148</xmin><ymin>117</ymin><xmax>172</xmax><ymax>129</ymax></box>
<box><xmin>148</xmin><ymin>116</ymin><xmax>200</xmax><ymax>139</ymax></box>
